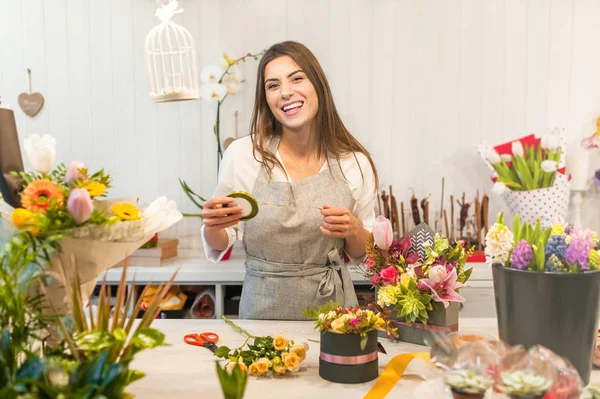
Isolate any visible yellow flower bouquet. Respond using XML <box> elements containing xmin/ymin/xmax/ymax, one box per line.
<box><xmin>0</xmin><ymin>134</ymin><xmax>182</xmax><ymax>335</ymax></box>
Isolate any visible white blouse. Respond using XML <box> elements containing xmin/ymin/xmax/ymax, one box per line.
<box><xmin>201</xmin><ymin>136</ymin><xmax>377</xmax><ymax>263</ymax></box>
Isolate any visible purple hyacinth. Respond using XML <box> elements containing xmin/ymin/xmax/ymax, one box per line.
<box><xmin>565</xmin><ymin>239</ymin><xmax>591</xmax><ymax>271</ymax></box>
<box><xmin>511</xmin><ymin>240</ymin><xmax>533</xmax><ymax>270</ymax></box>
<box><xmin>545</xmin><ymin>235</ymin><xmax>568</xmax><ymax>259</ymax></box>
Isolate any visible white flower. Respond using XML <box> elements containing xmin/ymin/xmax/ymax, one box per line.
<box><xmin>487</xmin><ymin>150</ymin><xmax>501</xmax><ymax>165</ymax></box>
<box><xmin>222</xmin><ymin>64</ymin><xmax>243</xmax><ymax>95</ymax></box>
<box><xmin>24</xmin><ymin>134</ymin><xmax>56</xmax><ymax>174</ymax></box>
<box><xmin>484</xmin><ymin>224</ymin><xmax>514</xmax><ymax>265</ymax></box>
<box><xmin>501</xmin><ymin>154</ymin><xmax>513</xmax><ymax>163</ymax></box>
<box><xmin>511</xmin><ymin>141</ymin><xmax>524</xmax><ymax>157</ymax></box>
<box><xmin>491</xmin><ymin>182</ymin><xmax>507</xmax><ymax>195</ymax></box>
<box><xmin>541</xmin><ymin>160</ymin><xmax>558</xmax><ymax>173</ymax></box>
<box><xmin>542</xmin><ymin>133</ymin><xmax>559</xmax><ymax>151</ymax></box>
<box><xmin>199</xmin><ymin>83</ymin><xmax>227</xmax><ymax>102</ymax></box>
<box><xmin>200</xmin><ymin>63</ymin><xmax>224</xmax><ymax>83</ymax></box>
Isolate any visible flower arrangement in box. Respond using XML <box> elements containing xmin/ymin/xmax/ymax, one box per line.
<box><xmin>361</xmin><ymin>216</ymin><xmax>473</xmax><ymax>344</ymax></box>
<box><xmin>485</xmin><ymin>212</ymin><xmax>600</xmax><ymax>384</ymax></box>
<box><xmin>477</xmin><ymin>129</ymin><xmax>569</xmax><ymax>227</ymax></box>
<box><xmin>214</xmin><ymin>316</ymin><xmax>309</xmax><ymax>377</ymax></box>
<box><xmin>303</xmin><ymin>301</ymin><xmax>396</xmax><ymax>384</ymax></box>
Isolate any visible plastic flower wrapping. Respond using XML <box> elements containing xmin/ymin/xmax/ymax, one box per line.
<box><xmin>411</xmin><ymin>334</ymin><xmax>583</xmax><ymax>399</ymax></box>
<box><xmin>0</xmin><ymin>134</ymin><xmax>182</xmax><ymax>325</ymax></box>
<box><xmin>362</xmin><ymin>216</ymin><xmax>473</xmax><ymax>324</ymax></box>
<box><xmin>484</xmin><ymin>212</ymin><xmax>599</xmax><ymax>273</ymax></box>
<box><xmin>477</xmin><ymin>128</ymin><xmax>570</xmax><ymax>228</ymax></box>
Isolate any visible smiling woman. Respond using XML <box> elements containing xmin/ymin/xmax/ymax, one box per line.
<box><xmin>200</xmin><ymin>41</ymin><xmax>380</xmax><ymax>321</ymax></box>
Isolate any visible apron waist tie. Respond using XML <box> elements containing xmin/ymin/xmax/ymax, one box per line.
<box><xmin>245</xmin><ymin>248</ymin><xmax>348</xmax><ymax>300</ymax></box>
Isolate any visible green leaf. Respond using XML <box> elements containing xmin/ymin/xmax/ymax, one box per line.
<box><xmin>215</xmin><ymin>346</ymin><xmax>231</xmax><ymax>359</ymax></box>
<box><xmin>129</xmin><ymin>328</ymin><xmax>165</xmax><ymax>351</ymax></box>
<box><xmin>513</xmin><ymin>214</ymin><xmax>521</xmax><ymax>242</ymax></box>
<box><xmin>112</xmin><ymin>328</ymin><xmax>127</xmax><ymax>342</ymax></box>
<box><xmin>535</xmin><ymin>239</ymin><xmax>546</xmax><ymax>272</ymax></box>
<box><xmin>360</xmin><ymin>334</ymin><xmax>368</xmax><ymax>351</ymax></box>
<box><xmin>216</xmin><ymin>362</ymin><xmax>248</xmax><ymax>399</ymax></box>
<box><xmin>15</xmin><ymin>357</ymin><xmax>45</xmax><ymax>380</ymax></box>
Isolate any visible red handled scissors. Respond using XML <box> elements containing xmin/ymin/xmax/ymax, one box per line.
<box><xmin>184</xmin><ymin>332</ymin><xmax>219</xmax><ymax>353</ymax></box>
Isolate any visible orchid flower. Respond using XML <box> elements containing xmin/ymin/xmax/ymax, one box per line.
<box><xmin>419</xmin><ymin>265</ymin><xmax>465</xmax><ymax>308</ymax></box>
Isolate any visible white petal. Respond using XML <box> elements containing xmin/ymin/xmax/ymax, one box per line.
<box><xmin>511</xmin><ymin>141</ymin><xmax>524</xmax><ymax>157</ymax></box>
<box><xmin>541</xmin><ymin>160</ymin><xmax>558</xmax><ymax>173</ymax></box>
<box><xmin>200</xmin><ymin>63</ymin><xmax>224</xmax><ymax>83</ymax></box>
<box><xmin>199</xmin><ymin>83</ymin><xmax>227</xmax><ymax>102</ymax></box>
<box><xmin>500</xmin><ymin>154</ymin><xmax>513</xmax><ymax>162</ymax></box>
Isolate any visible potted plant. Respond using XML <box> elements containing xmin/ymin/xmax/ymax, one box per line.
<box><xmin>485</xmin><ymin>212</ymin><xmax>600</xmax><ymax>384</ymax></box>
<box><xmin>496</xmin><ymin>370</ymin><xmax>553</xmax><ymax>399</ymax></box>
<box><xmin>304</xmin><ymin>301</ymin><xmax>397</xmax><ymax>384</ymax></box>
<box><xmin>361</xmin><ymin>216</ymin><xmax>473</xmax><ymax>345</ymax></box>
<box><xmin>444</xmin><ymin>369</ymin><xmax>493</xmax><ymax>399</ymax></box>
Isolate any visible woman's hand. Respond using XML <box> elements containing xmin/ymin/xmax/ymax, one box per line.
<box><xmin>202</xmin><ymin>197</ymin><xmax>244</xmax><ymax>231</ymax></box>
<box><xmin>320</xmin><ymin>205</ymin><xmax>369</xmax><ymax>259</ymax></box>
<box><xmin>319</xmin><ymin>205</ymin><xmax>360</xmax><ymax>238</ymax></box>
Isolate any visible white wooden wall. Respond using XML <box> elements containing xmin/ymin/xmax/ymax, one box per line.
<box><xmin>2</xmin><ymin>0</ymin><xmax>600</xmax><ymax>245</ymax></box>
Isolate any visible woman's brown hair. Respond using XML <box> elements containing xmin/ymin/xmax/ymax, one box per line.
<box><xmin>249</xmin><ymin>41</ymin><xmax>379</xmax><ymax>192</ymax></box>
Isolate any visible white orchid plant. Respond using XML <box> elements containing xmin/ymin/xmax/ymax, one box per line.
<box><xmin>477</xmin><ymin>131</ymin><xmax>565</xmax><ymax>195</ymax></box>
<box><xmin>199</xmin><ymin>51</ymin><xmax>265</xmax><ymax>167</ymax></box>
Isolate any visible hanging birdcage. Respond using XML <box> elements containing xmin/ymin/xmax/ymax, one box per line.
<box><xmin>145</xmin><ymin>0</ymin><xmax>198</xmax><ymax>102</ymax></box>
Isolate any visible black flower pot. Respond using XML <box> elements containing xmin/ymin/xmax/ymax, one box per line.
<box><xmin>492</xmin><ymin>264</ymin><xmax>600</xmax><ymax>385</ymax></box>
<box><xmin>319</xmin><ymin>330</ymin><xmax>379</xmax><ymax>384</ymax></box>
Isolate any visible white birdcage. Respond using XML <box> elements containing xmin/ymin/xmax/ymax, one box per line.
<box><xmin>145</xmin><ymin>0</ymin><xmax>198</xmax><ymax>102</ymax></box>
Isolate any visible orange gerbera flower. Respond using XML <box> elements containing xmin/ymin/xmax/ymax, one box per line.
<box><xmin>21</xmin><ymin>179</ymin><xmax>64</xmax><ymax>214</ymax></box>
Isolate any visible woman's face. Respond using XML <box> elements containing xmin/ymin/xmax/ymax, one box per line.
<box><xmin>263</xmin><ymin>55</ymin><xmax>318</xmax><ymax>132</ymax></box>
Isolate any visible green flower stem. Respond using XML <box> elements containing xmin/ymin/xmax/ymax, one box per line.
<box><xmin>221</xmin><ymin>315</ymin><xmax>256</xmax><ymax>339</ymax></box>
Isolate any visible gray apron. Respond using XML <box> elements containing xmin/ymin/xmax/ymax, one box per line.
<box><xmin>239</xmin><ymin>136</ymin><xmax>359</xmax><ymax>320</ymax></box>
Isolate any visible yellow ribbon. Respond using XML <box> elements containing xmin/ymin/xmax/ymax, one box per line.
<box><xmin>363</xmin><ymin>352</ymin><xmax>431</xmax><ymax>399</ymax></box>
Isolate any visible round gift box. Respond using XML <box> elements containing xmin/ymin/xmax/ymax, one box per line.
<box><xmin>319</xmin><ymin>329</ymin><xmax>379</xmax><ymax>384</ymax></box>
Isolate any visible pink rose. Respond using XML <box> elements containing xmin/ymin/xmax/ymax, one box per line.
<box><xmin>416</xmin><ymin>281</ymin><xmax>430</xmax><ymax>293</ymax></box>
<box><xmin>371</xmin><ymin>275</ymin><xmax>382</xmax><ymax>286</ymax></box>
<box><xmin>380</xmin><ymin>266</ymin><xmax>399</xmax><ymax>284</ymax></box>
<box><xmin>373</xmin><ymin>216</ymin><xmax>393</xmax><ymax>250</ymax></box>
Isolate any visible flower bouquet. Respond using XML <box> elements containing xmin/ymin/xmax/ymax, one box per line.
<box><xmin>0</xmin><ymin>134</ymin><xmax>182</xmax><ymax>338</ymax></box>
<box><xmin>303</xmin><ymin>301</ymin><xmax>397</xmax><ymax>384</ymax></box>
<box><xmin>362</xmin><ymin>216</ymin><xmax>473</xmax><ymax>345</ymax></box>
<box><xmin>486</xmin><ymin>212</ymin><xmax>600</xmax><ymax>384</ymax></box>
<box><xmin>477</xmin><ymin>128</ymin><xmax>570</xmax><ymax>227</ymax></box>
<box><xmin>215</xmin><ymin>316</ymin><xmax>309</xmax><ymax>377</ymax></box>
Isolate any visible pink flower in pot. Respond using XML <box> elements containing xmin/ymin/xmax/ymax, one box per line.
<box><xmin>420</xmin><ymin>265</ymin><xmax>465</xmax><ymax>308</ymax></box>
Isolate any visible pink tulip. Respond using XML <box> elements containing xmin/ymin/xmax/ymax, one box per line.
<box><xmin>67</xmin><ymin>188</ymin><xmax>93</xmax><ymax>224</ymax></box>
<box><xmin>65</xmin><ymin>161</ymin><xmax>86</xmax><ymax>184</ymax></box>
<box><xmin>379</xmin><ymin>266</ymin><xmax>399</xmax><ymax>284</ymax></box>
<box><xmin>373</xmin><ymin>215</ymin><xmax>393</xmax><ymax>250</ymax></box>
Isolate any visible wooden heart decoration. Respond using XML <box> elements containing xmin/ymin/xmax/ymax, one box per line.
<box><xmin>18</xmin><ymin>92</ymin><xmax>44</xmax><ymax>117</ymax></box>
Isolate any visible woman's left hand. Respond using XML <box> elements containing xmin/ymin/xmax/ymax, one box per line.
<box><xmin>320</xmin><ymin>205</ymin><xmax>361</xmax><ymax>238</ymax></box>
